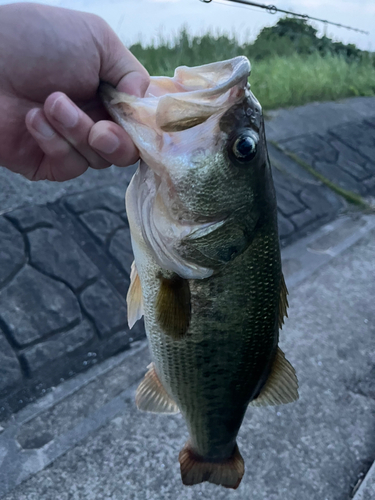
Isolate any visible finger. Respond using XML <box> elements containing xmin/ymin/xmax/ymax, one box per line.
<box><xmin>25</xmin><ymin>108</ymin><xmax>89</xmax><ymax>181</ymax></box>
<box><xmin>44</xmin><ymin>92</ymin><xmax>111</xmax><ymax>170</ymax></box>
<box><xmin>88</xmin><ymin>120</ymin><xmax>140</xmax><ymax>167</ymax></box>
<box><xmin>94</xmin><ymin>18</ymin><xmax>150</xmax><ymax>97</ymax></box>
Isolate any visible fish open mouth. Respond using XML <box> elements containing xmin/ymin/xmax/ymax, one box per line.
<box><xmin>101</xmin><ymin>57</ymin><xmax>253</xmax><ymax>280</ymax></box>
<box><xmin>100</xmin><ymin>56</ymin><xmax>251</xmax><ymax>137</ymax></box>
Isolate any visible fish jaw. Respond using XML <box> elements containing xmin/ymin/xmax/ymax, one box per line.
<box><xmin>100</xmin><ymin>56</ymin><xmax>251</xmax><ymax>179</ymax></box>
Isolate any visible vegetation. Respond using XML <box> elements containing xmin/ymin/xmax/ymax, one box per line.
<box><xmin>129</xmin><ymin>17</ymin><xmax>375</xmax><ymax>110</ymax></box>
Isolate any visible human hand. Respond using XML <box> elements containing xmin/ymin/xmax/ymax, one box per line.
<box><xmin>0</xmin><ymin>3</ymin><xmax>150</xmax><ymax>181</ymax></box>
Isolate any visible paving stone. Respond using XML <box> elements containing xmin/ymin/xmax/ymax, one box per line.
<box><xmin>0</xmin><ymin>217</ymin><xmax>25</xmax><ymax>287</ymax></box>
<box><xmin>330</xmin><ymin>122</ymin><xmax>375</xmax><ymax>159</ymax></box>
<box><xmin>80</xmin><ymin>279</ymin><xmax>127</xmax><ymax>338</ymax></box>
<box><xmin>28</xmin><ymin>228</ymin><xmax>99</xmax><ymax>290</ymax></box>
<box><xmin>278</xmin><ymin>212</ymin><xmax>295</xmax><ymax>239</ymax></box>
<box><xmin>365</xmin><ymin>117</ymin><xmax>375</xmax><ymax>128</ymax></box>
<box><xmin>79</xmin><ymin>210</ymin><xmax>126</xmax><ymax>244</ymax></box>
<box><xmin>363</xmin><ymin>177</ymin><xmax>375</xmax><ymax>192</ymax></box>
<box><xmin>283</xmin><ymin>134</ymin><xmax>339</xmax><ymax>164</ymax></box>
<box><xmin>282</xmin><ymin>129</ymin><xmax>375</xmax><ymax>195</ymax></box>
<box><xmin>290</xmin><ymin>209</ymin><xmax>315</xmax><ymax>229</ymax></box>
<box><xmin>299</xmin><ymin>186</ymin><xmax>341</xmax><ymax>217</ymax></box>
<box><xmin>108</xmin><ymin>227</ymin><xmax>134</xmax><ymax>276</ymax></box>
<box><xmin>0</xmin><ymin>266</ymin><xmax>81</xmax><ymax>347</ymax></box>
<box><xmin>276</xmin><ymin>187</ymin><xmax>304</xmax><ymax>216</ymax></box>
<box><xmin>64</xmin><ymin>186</ymin><xmax>126</xmax><ymax>214</ymax></box>
<box><xmin>313</xmin><ymin>160</ymin><xmax>362</xmax><ymax>191</ymax></box>
<box><xmin>20</xmin><ymin>320</ymin><xmax>95</xmax><ymax>375</ymax></box>
<box><xmin>98</xmin><ymin>325</ymin><xmax>145</xmax><ymax>360</ymax></box>
<box><xmin>0</xmin><ymin>330</ymin><xmax>22</xmax><ymax>395</ymax></box>
<box><xmin>330</xmin><ymin>139</ymin><xmax>372</xmax><ymax>181</ymax></box>
<box><xmin>5</xmin><ymin>205</ymin><xmax>56</xmax><ymax>231</ymax></box>
<box><xmin>272</xmin><ymin>165</ymin><xmax>308</xmax><ymax>193</ymax></box>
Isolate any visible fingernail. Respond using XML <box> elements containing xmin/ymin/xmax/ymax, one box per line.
<box><xmin>52</xmin><ymin>96</ymin><xmax>79</xmax><ymax>128</ymax></box>
<box><xmin>90</xmin><ymin>131</ymin><xmax>120</xmax><ymax>155</ymax></box>
<box><xmin>31</xmin><ymin>110</ymin><xmax>55</xmax><ymax>138</ymax></box>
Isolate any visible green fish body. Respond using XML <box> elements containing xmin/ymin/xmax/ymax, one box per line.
<box><xmin>101</xmin><ymin>57</ymin><xmax>298</xmax><ymax>489</ymax></box>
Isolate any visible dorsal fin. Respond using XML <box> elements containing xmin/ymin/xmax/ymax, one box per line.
<box><xmin>155</xmin><ymin>274</ymin><xmax>191</xmax><ymax>340</ymax></box>
<box><xmin>126</xmin><ymin>261</ymin><xmax>144</xmax><ymax>329</ymax></box>
<box><xmin>135</xmin><ymin>363</ymin><xmax>179</xmax><ymax>414</ymax></box>
<box><xmin>279</xmin><ymin>273</ymin><xmax>289</xmax><ymax>329</ymax></box>
<box><xmin>249</xmin><ymin>348</ymin><xmax>298</xmax><ymax>407</ymax></box>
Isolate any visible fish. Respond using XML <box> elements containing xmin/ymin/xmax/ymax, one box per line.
<box><xmin>100</xmin><ymin>56</ymin><xmax>298</xmax><ymax>490</ymax></box>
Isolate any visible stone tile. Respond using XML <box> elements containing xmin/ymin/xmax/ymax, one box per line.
<box><xmin>80</xmin><ymin>279</ymin><xmax>127</xmax><ymax>338</ymax></box>
<box><xmin>64</xmin><ymin>186</ymin><xmax>126</xmax><ymax>214</ymax></box>
<box><xmin>314</xmin><ymin>161</ymin><xmax>361</xmax><ymax>191</ymax></box>
<box><xmin>330</xmin><ymin>121</ymin><xmax>375</xmax><ymax>152</ymax></box>
<box><xmin>283</xmin><ymin>134</ymin><xmax>338</xmax><ymax>164</ymax></box>
<box><xmin>277</xmin><ymin>212</ymin><xmax>295</xmax><ymax>239</ymax></box>
<box><xmin>282</xmin><ymin>129</ymin><xmax>375</xmax><ymax>195</ymax></box>
<box><xmin>276</xmin><ymin>187</ymin><xmax>304</xmax><ymax>216</ymax></box>
<box><xmin>363</xmin><ymin>177</ymin><xmax>375</xmax><ymax>191</ymax></box>
<box><xmin>0</xmin><ymin>218</ymin><xmax>25</xmax><ymax>287</ymax></box>
<box><xmin>299</xmin><ymin>186</ymin><xmax>341</xmax><ymax>217</ymax></box>
<box><xmin>79</xmin><ymin>210</ymin><xmax>126</xmax><ymax>244</ymax></box>
<box><xmin>0</xmin><ymin>266</ymin><xmax>81</xmax><ymax>347</ymax></box>
<box><xmin>290</xmin><ymin>209</ymin><xmax>317</xmax><ymax>229</ymax></box>
<box><xmin>108</xmin><ymin>227</ymin><xmax>134</xmax><ymax>276</ymax></box>
<box><xmin>28</xmin><ymin>228</ymin><xmax>99</xmax><ymax>290</ymax></box>
<box><xmin>20</xmin><ymin>320</ymin><xmax>95</xmax><ymax>375</ymax></box>
<box><xmin>330</xmin><ymin>139</ymin><xmax>372</xmax><ymax>181</ymax></box>
<box><xmin>0</xmin><ymin>330</ymin><xmax>22</xmax><ymax>395</ymax></box>
<box><xmin>5</xmin><ymin>205</ymin><xmax>56</xmax><ymax>231</ymax></box>
<box><xmin>98</xmin><ymin>325</ymin><xmax>145</xmax><ymax>360</ymax></box>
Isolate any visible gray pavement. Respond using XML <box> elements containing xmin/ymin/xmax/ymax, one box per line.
<box><xmin>0</xmin><ymin>213</ymin><xmax>374</xmax><ymax>499</ymax></box>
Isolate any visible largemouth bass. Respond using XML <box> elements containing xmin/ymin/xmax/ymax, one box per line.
<box><xmin>101</xmin><ymin>56</ymin><xmax>298</xmax><ymax>489</ymax></box>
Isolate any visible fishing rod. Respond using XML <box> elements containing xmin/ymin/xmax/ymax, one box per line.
<box><xmin>199</xmin><ymin>0</ymin><xmax>369</xmax><ymax>35</ymax></box>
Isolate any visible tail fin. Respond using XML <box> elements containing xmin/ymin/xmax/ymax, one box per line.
<box><xmin>178</xmin><ymin>442</ymin><xmax>244</xmax><ymax>489</ymax></box>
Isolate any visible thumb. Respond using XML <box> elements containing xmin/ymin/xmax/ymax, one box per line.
<box><xmin>95</xmin><ymin>19</ymin><xmax>150</xmax><ymax>97</ymax></box>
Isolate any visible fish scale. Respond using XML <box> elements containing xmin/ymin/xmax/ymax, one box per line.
<box><xmin>136</xmin><ymin>214</ymin><xmax>281</xmax><ymax>458</ymax></box>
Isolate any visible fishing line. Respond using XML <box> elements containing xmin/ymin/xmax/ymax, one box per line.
<box><xmin>199</xmin><ymin>0</ymin><xmax>369</xmax><ymax>35</ymax></box>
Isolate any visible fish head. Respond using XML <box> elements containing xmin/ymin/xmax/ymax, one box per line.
<box><xmin>101</xmin><ymin>57</ymin><xmax>274</xmax><ymax>279</ymax></box>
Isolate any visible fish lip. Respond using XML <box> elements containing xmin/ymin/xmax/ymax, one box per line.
<box><xmin>99</xmin><ymin>56</ymin><xmax>251</xmax><ymax>107</ymax></box>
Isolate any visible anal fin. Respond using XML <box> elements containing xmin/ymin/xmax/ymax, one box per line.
<box><xmin>135</xmin><ymin>362</ymin><xmax>179</xmax><ymax>414</ymax></box>
<box><xmin>249</xmin><ymin>347</ymin><xmax>298</xmax><ymax>407</ymax></box>
<box><xmin>179</xmin><ymin>442</ymin><xmax>244</xmax><ymax>489</ymax></box>
<box><xmin>127</xmin><ymin>261</ymin><xmax>144</xmax><ymax>329</ymax></box>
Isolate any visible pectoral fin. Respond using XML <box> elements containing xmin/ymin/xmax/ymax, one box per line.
<box><xmin>249</xmin><ymin>348</ymin><xmax>298</xmax><ymax>407</ymax></box>
<box><xmin>278</xmin><ymin>273</ymin><xmax>289</xmax><ymax>329</ymax></box>
<box><xmin>126</xmin><ymin>261</ymin><xmax>144</xmax><ymax>329</ymax></box>
<box><xmin>135</xmin><ymin>363</ymin><xmax>179</xmax><ymax>414</ymax></box>
<box><xmin>156</xmin><ymin>274</ymin><xmax>191</xmax><ymax>340</ymax></box>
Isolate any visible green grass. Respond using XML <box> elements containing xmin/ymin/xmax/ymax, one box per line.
<box><xmin>249</xmin><ymin>52</ymin><xmax>375</xmax><ymax>110</ymax></box>
<box><xmin>129</xmin><ymin>30</ymin><xmax>375</xmax><ymax>110</ymax></box>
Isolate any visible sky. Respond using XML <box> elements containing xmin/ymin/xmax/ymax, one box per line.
<box><xmin>1</xmin><ymin>0</ymin><xmax>374</xmax><ymax>51</ymax></box>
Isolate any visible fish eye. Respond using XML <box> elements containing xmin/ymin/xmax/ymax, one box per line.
<box><xmin>232</xmin><ymin>133</ymin><xmax>258</xmax><ymax>162</ymax></box>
